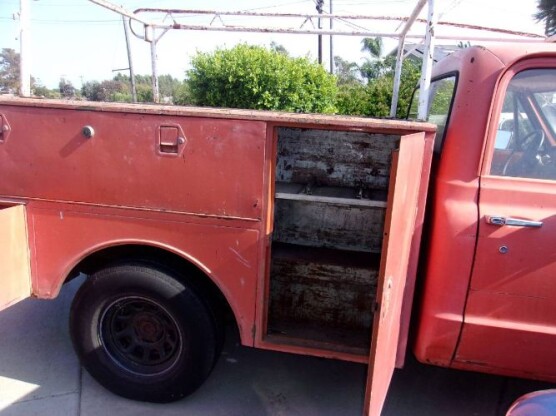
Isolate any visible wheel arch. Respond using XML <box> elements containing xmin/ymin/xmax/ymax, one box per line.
<box><xmin>63</xmin><ymin>242</ymin><xmax>239</xmax><ymax>336</ymax></box>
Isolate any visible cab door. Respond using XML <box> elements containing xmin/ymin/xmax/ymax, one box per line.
<box><xmin>0</xmin><ymin>205</ymin><xmax>32</xmax><ymax>310</ymax></box>
<box><xmin>456</xmin><ymin>62</ymin><xmax>556</xmax><ymax>379</ymax></box>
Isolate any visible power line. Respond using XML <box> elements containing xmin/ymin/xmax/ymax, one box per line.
<box><xmin>241</xmin><ymin>0</ymin><xmax>314</xmax><ymax>11</ymax></box>
<box><xmin>32</xmin><ymin>19</ymin><xmax>120</xmax><ymax>23</ymax></box>
<box><xmin>333</xmin><ymin>0</ymin><xmax>410</xmax><ymax>3</ymax></box>
<box><xmin>3</xmin><ymin>0</ymin><xmax>90</xmax><ymax>5</ymax></box>
<box><xmin>0</xmin><ymin>16</ymin><xmax>120</xmax><ymax>24</ymax></box>
<box><xmin>333</xmin><ymin>0</ymin><xmax>411</xmax><ymax>3</ymax></box>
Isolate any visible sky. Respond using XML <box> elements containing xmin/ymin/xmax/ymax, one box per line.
<box><xmin>0</xmin><ymin>0</ymin><xmax>547</xmax><ymax>89</ymax></box>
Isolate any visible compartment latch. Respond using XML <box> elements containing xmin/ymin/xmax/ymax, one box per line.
<box><xmin>158</xmin><ymin>125</ymin><xmax>186</xmax><ymax>155</ymax></box>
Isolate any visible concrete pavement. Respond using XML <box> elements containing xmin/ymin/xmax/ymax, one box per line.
<box><xmin>0</xmin><ymin>278</ymin><xmax>552</xmax><ymax>416</ymax></box>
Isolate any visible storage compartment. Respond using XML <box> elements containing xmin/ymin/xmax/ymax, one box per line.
<box><xmin>267</xmin><ymin>127</ymin><xmax>400</xmax><ymax>356</ymax></box>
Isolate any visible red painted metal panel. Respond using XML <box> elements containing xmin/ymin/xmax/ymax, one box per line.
<box><xmin>0</xmin><ymin>105</ymin><xmax>266</xmax><ymax>220</ymax></box>
<box><xmin>395</xmin><ymin>130</ymin><xmax>435</xmax><ymax>367</ymax></box>
<box><xmin>414</xmin><ymin>46</ymin><xmax>505</xmax><ymax>366</ymax></box>
<box><xmin>454</xmin><ymin>57</ymin><xmax>556</xmax><ymax>381</ymax></box>
<box><xmin>0</xmin><ymin>98</ymin><xmax>439</xmax><ymax>367</ymax></box>
<box><xmin>0</xmin><ymin>205</ymin><xmax>31</xmax><ymax>310</ymax></box>
<box><xmin>456</xmin><ymin>176</ymin><xmax>556</xmax><ymax>380</ymax></box>
<box><xmin>27</xmin><ymin>203</ymin><xmax>261</xmax><ymax>346</ymax></box>
<box><xmin>365</xmin><ymin>133</ymin><xmax>427</xmax><ymax>416</ymax></box>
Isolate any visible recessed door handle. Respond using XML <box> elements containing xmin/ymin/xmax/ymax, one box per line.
<box><xmin>486</xmin><ymin>216</ymin><xmax>543</xmax><ymax>228</ymax></box>
<box><xmin>158</xmin><ymin>125</ymin><xmax>186</xmax><ymax>155</ymax></box>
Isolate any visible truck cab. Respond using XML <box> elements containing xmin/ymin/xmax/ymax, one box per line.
<box><xmin>415</xmin><ymin>43</ymin><xmax>556</xmax><ymax>383</ymax></box>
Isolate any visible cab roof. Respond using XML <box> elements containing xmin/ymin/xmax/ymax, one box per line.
<box><xmin>432</xmin><ymin>42</ymin><xmax>556</xmax><ymax>78</ymax></box>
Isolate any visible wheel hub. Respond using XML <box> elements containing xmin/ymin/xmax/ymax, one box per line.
<box><xmin>134</xmin><ymin>312</ymin><xmax>164</xmax><ymax>343</ymax></box>
<box><xmin>99</xmin><ymin>296</ymin><xmax>183</xmax><ymax>376</ymax></box>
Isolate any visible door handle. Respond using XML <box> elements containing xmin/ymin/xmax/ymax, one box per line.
<box><xmin>486</xmin><ymin>216</ymin><xmax>543</xmax><ymax>228</ymax></box>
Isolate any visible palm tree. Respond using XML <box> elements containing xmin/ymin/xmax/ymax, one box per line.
<box><xmin>359</xmin><ymin>37</ymin><xmax>386</xmax><ymax>81</ymax></box>
<box><xmin>361</xmin><ymin>37</ymin><xmax>383</xmax><ymax>58</ymax></box>
<box><xmin>535</xmin><ymin>0</ymin><xmax>556</xmax><ymax>36</ymax></box>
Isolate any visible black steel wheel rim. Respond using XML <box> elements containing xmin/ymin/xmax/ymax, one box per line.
<box><xmin>99</xmin><ymin>296</ymin><xmax>183</xmax><ymax>376</ymax></box>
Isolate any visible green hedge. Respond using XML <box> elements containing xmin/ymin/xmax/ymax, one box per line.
<box><xmin>187</xmin><ymin>44</ymin><xmax>337</xmax><ymax>114</ymax></box>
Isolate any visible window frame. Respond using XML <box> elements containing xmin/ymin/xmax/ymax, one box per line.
<box><xmin>482</xmin><ymin>59</ymin><xmax>556</xmax><ymax>181</ymax></box>
<box><xmin>407</xmin><ymin>71</ymin><xmax>459</xmax><ymax>155</ymax></box>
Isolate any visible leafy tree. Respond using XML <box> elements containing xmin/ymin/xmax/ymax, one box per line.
<box><xmin>81</xmin><ymin>81</ymin><xmax>99</xmax><ymax>101</ymax></box>
<box><xmin>81</xmin><ymin>79</ymin><xmax>129</xmax><ymax>102</ymax></box>
<box><xmin>0</xmin><ymin>48</ymin><xmax>21</xmax><ymax>93</ymax></box>
<box><xmin>334</xmin><ymin>56</ymin><xmax>360</xmax><ymax>85</ymax></box>
<box><xmin>0</xmin><ymin>48</ymin><xmax>38</xmax><ymax>94</ymax></box>
<box><xmin>270</xmin><ymin>41</ymin><xmax>288</xmax><ymax>55</ymax></box>
<box><xmin>32</xmin><ymin>83</ymin><xmax>60</xmax><ymax>99</ymax></box>
<box><xmin>335</xmin><ymin>57</ymin><xmax>421</xmax><ymax>118</ymax></box>
<box><xmin>173</xmin><ymin>82</ymin><xmax>193</xmax><ymax>106</ymax></box>
<box><xmin>59</xmin><ymin>77</ymin><xmax>76</xmax><ymax>99</ymax></box>
<box><xmin>535</xmin><ymin>0</ymin><xmax>556</xmax><ymax>35</ymax></box>
<box><xmin>135</xmin><ymin>74</ymin><xmax>152</xmax><ymax>85</ymax></box>
<box><xmin>360</xmin><ymin>57</ymin><xmax>391</xmax><ymax>81</ymax></box>
<box><xmin>335</xmin><ymin>83</ymin><xmax>370</xmax><ymax>116</ymax></box>
<box><xmin>112</xmin><ymin>73</ymin><xmax>182</xmax><ymax>103</ymax></box>
<box><xmin>158</xmin><ymin>74</ymin><xmax>182</xmax><ymax>101</ymax></box>
<box><xmin>395</xmin><ymin>59</ymin><xmax>422</xmax><ymax>117</ymax></box>
<box><xmin>354</xmin><ymin>35</ymin><xmax>423</xmax><ymax>117</ymax></box>
<box><xmin>136</xmin><ymin>83</ymin><xmax>152</xmax><ymax>103</ymax></box>
<box><xmin>366</xmin><ymin>75</ymin><xmax>393</xmax><ymax>117</ymax></box>
<box><xmin>113</xmin><ymin>73</ymin><xmax>130</xmax><ymax>83</ymax></box>
<box><xmin>368</xmin><ymin>58</ymin><xmax>421</xmax><ymax>118</ymax></box>
<box><xmin>187</xmin><ymin>44</ymin><xmax>337</xmax><ymax>113</ymax></box>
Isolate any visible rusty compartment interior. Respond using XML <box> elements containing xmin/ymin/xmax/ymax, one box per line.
<box><xmin>267</xmin><ymin>127</ymin><xmax>399</xmax><ymax>356</ymax></box>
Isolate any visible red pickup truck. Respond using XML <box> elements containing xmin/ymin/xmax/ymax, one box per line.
<box><xmin>1</xmin><ymin>42</ymin><xmax>556</xmax><ymax>415</ymax></box>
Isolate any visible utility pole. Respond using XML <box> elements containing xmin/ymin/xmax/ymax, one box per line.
<box><xmin>329</xmin><ymin>0</ymin><xmax>333</xmax><ymax>73</ymax></box>
<box><xmin>316</xmin><ymin>0</ymin><xmax>323</xmax><ymax>64</ymax></box>
<box><xmin>19</xmin><ymin>0</ymin><xmax>31</xmax><ymax>97</ymax></box>
<box><xmin>144</xmin><ymin>26</ymin><xmax>160</xmax><ymax>103</ymax></box>
<box><xmin>122</xmin><ymin>16</ymin><xmax>137</xmax><ymax>102</ymax></box>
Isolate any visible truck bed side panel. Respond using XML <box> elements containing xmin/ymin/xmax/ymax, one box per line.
<box><xmin>0</xmin><ymin>105</ymin><xmax>266</xmax><ymax>220</ymax></box>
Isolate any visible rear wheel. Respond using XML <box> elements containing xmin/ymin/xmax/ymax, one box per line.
<box><xmin>70</xmin><ymin>262</ymin><xmax>219</xmax><ymax>403</ymax></box>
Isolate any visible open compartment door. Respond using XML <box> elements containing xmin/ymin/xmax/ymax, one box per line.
<box><xmin>364</xmin><ymin>133</ymin><xmax>427</xmax><ymax>416</ymax></box>
<box><xmin>0</xmin><ymin>205</ymin><xmax>32</xmax><ymax>311</ymax></box>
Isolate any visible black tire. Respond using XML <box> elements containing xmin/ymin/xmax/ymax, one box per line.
<box><xmin>70</xmin><ymin>262</ymin><xmax>218</xmax><ymax>403</ymax></box>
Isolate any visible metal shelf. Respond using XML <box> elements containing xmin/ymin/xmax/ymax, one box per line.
<box><xmin>275</xmin><ymin>182</ymin><xmax>387</xmax><ymax>208</ymax></box>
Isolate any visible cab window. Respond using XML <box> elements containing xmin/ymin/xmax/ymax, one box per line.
<box><xmin>490</xmin><ymin>69</ymin><xmax>556</xmax><ymax>180</ymax></box>
<box><xmin>408</xmin><ymin>75</ymin><xmax>457</xmax><ymax>154</ymax></box>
